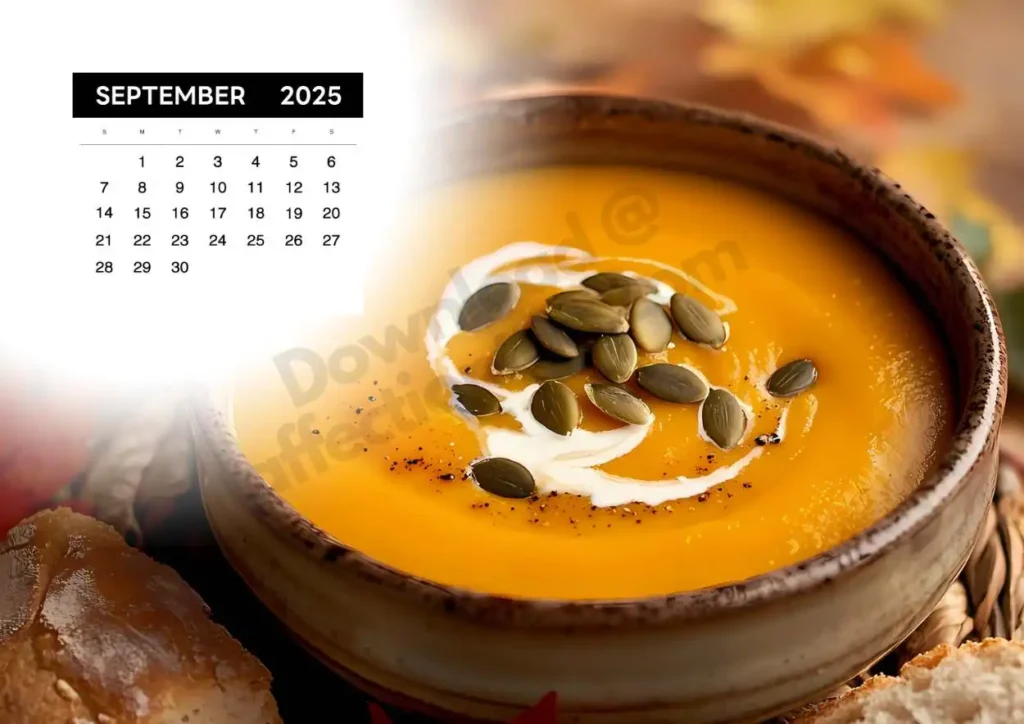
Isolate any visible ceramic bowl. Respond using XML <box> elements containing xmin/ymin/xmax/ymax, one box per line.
<box><xmin>193</xmin><ymin>96</ymin><xmax>1007</xmax><ymax>723</ymax></box>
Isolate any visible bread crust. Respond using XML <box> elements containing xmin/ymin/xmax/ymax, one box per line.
<box><xmin>0</xmin><ymin>508</ymin><xmax>281</xmax><ymax>724</ymax></box>
<box><xmin>788</xmin><ymin>638</ymin><xmax>1024</xmax><ymax>723</ymax></box>
<box><xmin>784</xmin><ymin>675</ymin><xmax>898</xmax><ymax>722</ymax></box>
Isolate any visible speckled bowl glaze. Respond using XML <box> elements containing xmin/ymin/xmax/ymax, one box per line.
<box><xmin>193</xmin><ymin>96</ymin><xmax>1007</xmax><ymax>723</ymax></box>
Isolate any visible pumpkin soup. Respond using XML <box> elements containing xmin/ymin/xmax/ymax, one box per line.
<box><xmin>230</xmin><ymin>166</ymin><xmax>953</xmax><ymax>599</ymax></box>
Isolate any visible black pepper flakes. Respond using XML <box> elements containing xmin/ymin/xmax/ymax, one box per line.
<box><xmin>355</xmin><ymin>407</ymin><xmax>363</xmax><ymax>415</ymax></box>
<box><xmin>742</xmin><ymin>482</ymin><xmax>753</xmax><ymax>489</ymax></box>
<box><xmin>368</xmin><ymin>395</ymin><xmax>377</xmax><ymax>402</ymax></box>
<box><xmin>311</xmin><ymin>429</ymin><xmax>320</xmax><ymax>435</ymax></box>
<box><xmin>697</xmin><ymin>492</ymin><xmax>710</xmax><ymax>503</ymax></box>
<box><xmin>438</xmin><ymin>473</ymin><xmax>455</xmax><ymax>481</ymax></box>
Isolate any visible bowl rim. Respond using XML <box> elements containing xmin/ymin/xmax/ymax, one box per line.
<box><xmin>197</xmin><ymin>94</ymin><xmax>1007</xmax><ymax>629</ymax></box>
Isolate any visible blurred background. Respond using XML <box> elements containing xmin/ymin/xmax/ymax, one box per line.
<box><xmin>4</xmin><ymin>1</ymin><xmax>1024</xmax><ymax>720</ymax></box>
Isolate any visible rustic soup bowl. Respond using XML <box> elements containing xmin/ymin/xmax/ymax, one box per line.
<box><xmin>193</xmin><ymin>96</ymin><xmax>1007</xmax><ymax>723</ymax></box>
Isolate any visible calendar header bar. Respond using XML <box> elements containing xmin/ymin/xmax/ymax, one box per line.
<box><xmin>72</xmin><ymin>73</ymin><xmax>364</xmax><ymax>118</ymax></box>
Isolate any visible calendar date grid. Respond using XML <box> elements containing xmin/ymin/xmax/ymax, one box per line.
<box><xmin>87</xmin><ymin>146</ymin><xmax>355</xmax><ymax>278</ymax></box>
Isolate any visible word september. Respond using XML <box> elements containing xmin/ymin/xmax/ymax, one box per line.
<box><xmin>96</xmin><ymin>85</ymin><xmax>246</xmax><ymax>106</ymax></box>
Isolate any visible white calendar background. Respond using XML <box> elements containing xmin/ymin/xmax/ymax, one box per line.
<box><xmin>1</xmin><ymin>2</ymin><xmax>425</xmax><ymax>386</ymax></box>
<box><xmin>76</xmin><ymin>120</ymin><xmax>363</xmax><ymax>302</ymax></box>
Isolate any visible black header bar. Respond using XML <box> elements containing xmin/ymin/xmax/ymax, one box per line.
<box><xmin>73</xmin><ymin>73</ymin><xmax>363</xmax><ymax>118</ymax></box>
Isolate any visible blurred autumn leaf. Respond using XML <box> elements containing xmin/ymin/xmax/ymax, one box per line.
<box><xmin>0</xmin><ymin>377</ymin><xmax>98</xmax><ymax>536</ymax></box>
<box><xmin>877</xmin><ymin>146</ymin><xmax>1024</xmax><ymax>287</ymax></box>
<box><xmin>701</xmin><ymin>30</ymin><xmax>957</xmax><ymax>134</ymax></box>
<box><xmin>996</xmin><ymin>289</ymin><xmax>1024</xmax><ymax>389</ymax></box>
<box><xmin>877</xmin><ymin>145</ymin><xmax>1024</xmax><ymax>385</ymax></box>
<box><xmin>699</xmin><ymin>0</ymin><xmax>952</xmax><ymax>49</ymax></box>
<box><xmin>696</xmin><ymin>0</ymin><xmax>962</xmax><ymax>138</ymax></box>
<box><xmin>511</xmin><ymin>692</ymin><xmax>558</xmax><ymax>723</ymax></box>
<box><xmin>950</xmin><ymin>213</ymin><xmax>993</xmax><ymax>267</ymax></box>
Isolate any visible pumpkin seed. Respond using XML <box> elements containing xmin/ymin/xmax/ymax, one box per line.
<box><xmin>629</xmin><ymin>298</ymin><xmax>673</xmax><ymax>352</ymax></box>
<box><xmin>530</xmin><ymin>315</ymin><xmax>579</xmax><ymax>359</ymax></box>
<box><xmin>600</xmin><ymin>284</ymin><xmax>652</xmax><ymax>308</ymax></box>
<box><xmin>766</xmin><ymin>359</ymin><xmax>818</xmax><ymax>397</ymax></box>
<box><xmin>592</xmin><ymin>334</ymin><xmax>638</xmax><ymax>383</ymax></box>
<box><xmin>531</xmin><ymin>380</ymin><xmax>581</xmax><ymax>436</ymax></box>
<box><xmin>670</xmin><ymin>294</ymin><xmax>726</xmax><ymax>348</ymax></box>
<box><xmin>582</xmin><ymin>272</ymin><xmax>657</xmax><ymax>295</ymax></box>
<box><xmin>547</xmin><ymin>297</ymin><xmax>629</xmax><ymax>334</ymax></box>
<box><xmin>546</xmin><ymin>288</ymin><xmax>599</xmax><ymax>307</ymax></box>
<box><xmin>701</xmin><ymin>389</ymin><xmax>746</xmax><ymax>450</ymax></box>
<box><xmin>451</xmin><ymin>384</ymin><xmax>502</xmax><ymax>417</ymax></box>
<box><xmin>532</xmin><ymin>354</ymin><xmax>588</xmax><ymax>381</ymax></box>
<box><xmin>491</xmin><ymin>330</ymin><xmax>539</xmax><ymax>375</ymax></box>
<box><xmin>471</xmin><ymin>457</ymin><xmax>536</xmax><ymax>499</ymax></box>
<box><xmin>636</xmin><ymin>364</ymin><xmax>708</xmax><ymax>403</ymax></box>
<box><xmin>459</xmin><ymin>282</ymin><xmax>518</xmax><ymax>332</ymax></box>
<box><xmin>584</xmin><ymin>383</ymin><xmax>652</xmax><ymax>425</ymax></box>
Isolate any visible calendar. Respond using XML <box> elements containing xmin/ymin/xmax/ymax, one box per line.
<box><xmin>0</xmin><ymin>3</ymin><xmax>421</xmax><ymax>386</ymax></box>
<box><xmin>70</xmin><ymin>73</ymin><xmax>370</xmax><ymax>317</ymax></box>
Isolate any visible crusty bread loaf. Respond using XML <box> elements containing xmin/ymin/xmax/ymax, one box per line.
<box><xmin>0</xmin><ymin>508</ymin><xmax>281</xmax><ymax>723</ymax></box>
<box><xmin>791</xmin><ymin>638</ymin><xmax>1024</xmax><ymax>723</ymax></box>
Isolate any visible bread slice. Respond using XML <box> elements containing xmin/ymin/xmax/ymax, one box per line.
<box><xmin>791</xmin><ymin>638</ymin><xmax>1024</xmax><ymax>723</ymax></box>
<box><xmin>0</xmin><ymin>508</ymin><xmax>281</xmax><ymax>724</ymax></box>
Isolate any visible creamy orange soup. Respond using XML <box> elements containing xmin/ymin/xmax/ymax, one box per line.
<box><xmin>231</xmin><ymin>166</ymin><xmax>953</xmax><ymax>599</ymax></box>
